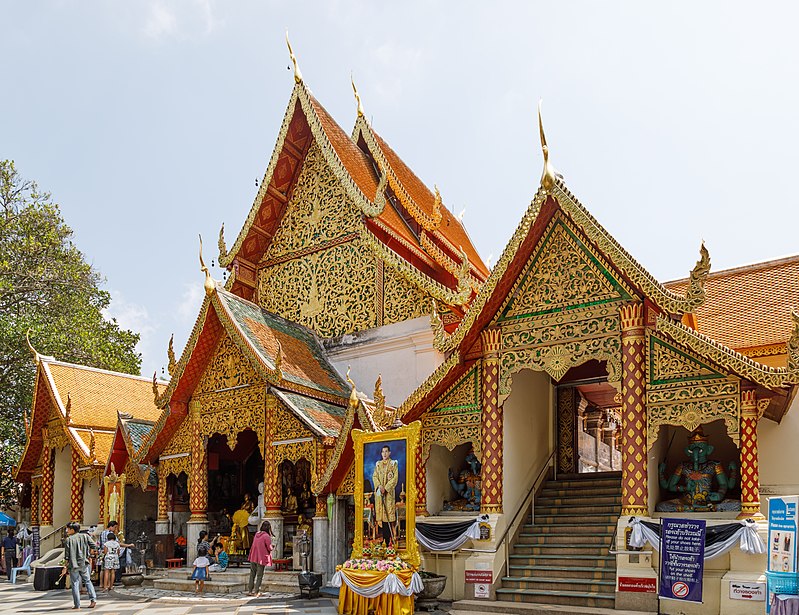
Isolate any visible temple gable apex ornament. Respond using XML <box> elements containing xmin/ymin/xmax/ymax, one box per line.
<box><xmin>218</xmin><ymin>223</ymin><xmax>228</xmax><ymax>262</ymax></box>
<box><xmin>538</xmin><ymin>100</ymin><xmax>557</xmax><ymax>195</ymax></box>
<box><xmin>351</xmin><ymin>75</ymin><xmax>365</xmax><ymax>118</ymax></box>
<box><xmin>167</xmin><ymin>334</ymin><xmax>177</xmax><ymax>377</ymax></box>
<box><xmin>285</xmin><ymin>31</ymin><xmax>303</xmax><ymax>84</ymax></box>
<box><xmin>26</xmin><ymin>328</ymin><xmax>41</xmax><ymax>365</ymax></box>
<box><xmin>682</xmin><ymin>242</ymin><xmax>711</xmax><ymax>313</ymax></box>
<box><xmin>199</xmin><ymin>234</ymin><xmax>216</xmax><ymax>296</ymax></box>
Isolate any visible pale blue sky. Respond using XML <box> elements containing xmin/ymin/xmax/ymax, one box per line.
<box><xmin>2</xmin><ymin>1</ymin><xmax>797</xmax><ymax>379</ymax></box>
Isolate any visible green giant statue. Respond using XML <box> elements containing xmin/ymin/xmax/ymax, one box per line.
<box><xmin>656</xmin><ymin>426</ymin><xmax>740</xmax><ymax>512</ymax></box>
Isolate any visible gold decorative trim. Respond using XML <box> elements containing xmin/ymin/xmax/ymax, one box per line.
<box><xmin>421</xmin><ymin>232</ymin><xmax>481</xmax><ymax>292</ymax></box>
<box><xmin>657</xmin><ymin>315</ymin><xmax>799</xmax><ymax>390</ymax></box>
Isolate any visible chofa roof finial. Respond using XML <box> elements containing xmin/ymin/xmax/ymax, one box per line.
<box><xmin>351</xmin><ymin>74</ymin><xmax>365</xmax><ymax>118</ymax></box>
<box><xmin>26</xmin><ymin>328</ymin><xmax>41</xmax><ymax>365</ymax></box>
<box><xmin>538</xmin><ymin>100</ymin><xmax>557</xmax><ymax>194</ymax></box>
<box><xmin>199</xmin><ymin>234</ymin><xmax>216</xmax><ymax>296</ymax></box>
<box><xmin>286</xmin><ymin>31</ymin><xmax>303</xmax><ymax>84</ymax></box>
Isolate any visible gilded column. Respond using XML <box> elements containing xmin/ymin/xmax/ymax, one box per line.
<box><xmin>30</xmin><ymin>484</ymin><xmax>39</xmax><ymax>526</ymax></box>
<box><xmin>264</xmin><ymin>396</ymin><xmax>281</xmax><ymax>514</ymax></box>
<box><xmin>40</xmin><ymin>446</ymin><xmax>54</xmax><ymax>526</ymax></box>
<box><xmin>188</xmin><ymin>408</ymin><xmax>208</xmax><ymax>521</ymax></box>
<box><xmin>738</xmin><ymin>390</ymin><xmax>765</xmax><ymax>519</ymax></box>
<box><xmin>157</xmin><ymin>472</ymin><xmax>169</xmax><ymax>522</ymax></box>
<box><xmin>415</xmin><ymin>442</ymin><xmax>428</xmax><ymax>516</ymax></box>
<box><xmin>99</xmin><ymin>485</ymin><xmax>105</xmax><ymax>524</ymax></box>
<box><xmin>70</xmin><ymin>447</ymin><xmax>84</xmax><ymax>523</ymax></box>
<box><xmin>480</xmin><ymin>328</ymin><xmax>503</xmax><ymax>514</ymax></box>
<box><xmin>620</xmin><ymin>303</ymin><xmax>647</xmax><ymax>516</ymax></box>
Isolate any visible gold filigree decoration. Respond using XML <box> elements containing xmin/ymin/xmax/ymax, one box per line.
<box><xmin>382</xmin><ymin>265</ymin><xmax>428</xmax><ymax>325</ymax></box>
<box><xmin>337</xmin><ymin>462</ymin><xmax>355</xmax><ymax>496</ymax></box>
<box><xmin>788</xmin><ymin>311</ymin><xmax>799</xmax><ymax>373</ymax></box>
<box><xmin>196</xmin><ymin>336</ymin><xmax>260</xmax><ymax>394</ymax></box>
<box><xmin>167</xmin><ymin>335</ymin><xmax>177</xmax><ymax>377</ymax></box>
<box><xmin>218</xmin><ymin>223</ymin><xmax>228</xmax><ymax>263</ymax></box>
<box><xmin>422</xmin><ymin>411</ymin><xmax>481</xmax><ymax>462</ymax></box>
<box><xmin>274</xmin><ymin>439</ymin><xmax>317</xmax><ymax>487</ymax></box>
<box><xmin>160</xmin><ymin>417</ymin><xmax>192</xmax><ymax>457</ymax></box>
<box><xmin>89</xmin><ymin>429</ymin><xmax>97</xmax><ymax>464</ymax></box>
<box><xmin>650</xmin><ymin>336</ymin><xmax>720</xmax><ymax>383</ymax></box>
<box><xmin>430</xmin><ymin>363</ymin><xmax>480</xmax><ymax>413</ymax></box>
<box><xmin>420</xmin><ymin>232</ymin><xmax>481</xmax><ymax>292</ymax></box>
<box><xmin>65</xmin><ymin>394</ymin><xmax>72</xmax><ymax>426</ymax></box>
<box><xmin>45</xmin><ymin>420</ymin><xmax>69</xmax><ymax>451</ymax></box>
<box><xmin>684</xmin><ymin>243</ymin><xmax>711</xmax><ymax>307</ymax></box>
<box><xmin>273</xmin><ymin>402</ymin><xmax>312</xmax><ymax>441</ymax></box>
<box><xmin>647</xmin><ymin>380</ymin><xmax>739</xmax><ymax>405</ymax></box>
<box><xmin>500</xmin><ymin>307</ymin><xmax>621</xmax><ymax>349</ymax></box>
<box><xmin>152</xmin><ymin>372</ymin><xmax>160</xmax><ymax>403</ymax></box>
<box><xmin>190</xmin><ymin>385</ymin><xmax>267</xmax><ymax>450</ymax></box>
<box><xmin>429</xmin><ymin>300</ymin><xmax>450</xmax><ymax>351</ymax></box>
<box><xmin>159</xmin><ymin>454</ymin><xmax>191</xmax><ymax>480</ymax></box>
<box><xmin>125</xmin><ymin>459</ymin><xmax>150</xmax><ymax>492</ymax></box>
<box><xmin>647</xmin><ymin>397</ymin><xmax>740</xmax><ymax>450</ymax></box>
<box><xmin>657</xmin><ymin>315</ymin><xmax>799</xmax><ymax>389</ymax></box>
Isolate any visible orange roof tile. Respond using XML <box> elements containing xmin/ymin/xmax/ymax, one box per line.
<box><xmin>665</xmin><ymin>255</ymin><xmax>799</xmax><ymax>353</ymax></box>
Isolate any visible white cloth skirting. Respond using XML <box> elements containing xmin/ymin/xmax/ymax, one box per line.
<box><xmin>330</xmin><ymin>570</ymin><xmax>424</xmax><ymax>598</ymax></box>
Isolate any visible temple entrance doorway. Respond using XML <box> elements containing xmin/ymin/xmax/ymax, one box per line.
<box><xmin>278</xmin><ymin>458</ymin><xmax>314</xmax><ymax>559</ymax></box>
<box><xmin>556</xmin><ymin>361</ymin><xmax>622</xmax><ymax>475</ymax></box>
<box><xmin>206</xmin><ymin>429</ymin><xmax>263</xmax><ymax>541</ymax></box>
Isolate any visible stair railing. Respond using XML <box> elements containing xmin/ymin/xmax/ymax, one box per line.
<box><xmin>462</xmin><ymin>448</ymin><xmax>556</xmax><ymax>579</ymax></box>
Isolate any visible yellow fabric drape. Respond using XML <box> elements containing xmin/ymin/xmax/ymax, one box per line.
<box><xmin>337</xmin><ymin>568</ymin><xmax>416</xmax><ymax>615</ymax></box>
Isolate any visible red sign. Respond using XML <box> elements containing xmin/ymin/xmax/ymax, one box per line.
<box><xmin>618</xmin><ymin>576</ymin><xmax>657</xmax><ymax>593</ymax></box>
<box><xmin>465</xmin><ymin>570</ymin><xmax>493</xmax><ymax>584</ymax></box>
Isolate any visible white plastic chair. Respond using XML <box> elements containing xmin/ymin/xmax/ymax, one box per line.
<box><xmin>11</xmin><ymin>554</ymin><xmax>33</xmax><ymax>584</ymax></box>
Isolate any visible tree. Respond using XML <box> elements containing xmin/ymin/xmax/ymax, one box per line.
<box><xmin>0</xmin><ymin>160</ymin><xmax>141</xmax><ymax>508</ymax></box>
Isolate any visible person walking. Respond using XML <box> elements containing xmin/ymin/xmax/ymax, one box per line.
<box><xmin>100</xmin><ymin>532</ymin><xmax>121</xmax><ymax>592</ymax></box>
<box><xmin>1</xmin><ymin>529</ymin><xmax>18</xmax><ymax>581</ymax></box>
<box><xmin>246</xmin><ymin>521</ymin><xmax>274</xmax><ymax>597</ymax></box>
<box><xmin>63</xmin><ymin>522</ymin><xmax>97</xmax><ymax>609</ymax></box>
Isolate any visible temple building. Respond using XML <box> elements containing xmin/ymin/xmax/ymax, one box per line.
<box><xmin>13</xmin><ymin>47</ymin><xmax>799</xmax><ymax>615</ymax></box>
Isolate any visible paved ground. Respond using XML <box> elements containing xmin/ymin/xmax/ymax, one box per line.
<box><xmin>0</xmin><ymin>581</ymin><xmax>338</xmax><ymax>614</ymax></box>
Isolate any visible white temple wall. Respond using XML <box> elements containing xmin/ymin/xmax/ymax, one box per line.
<box><xmin>83</xmin><ymin>476</ymin><xmax>100</xmax><ymax>526</ymax></box>
<box><xmin>325</xmin><ymin>316</ymin><xmax>444</xmax><ymax>407</ymax></box>
<box><xmin>757</xmin><ymin>394</ymin><xmax>799</xmax><ymax>510</ymax></box>
<box><xmin>501</xmin><ymin>370</ymin><xmax>552</xmax><ymax>524</ymax></box>
<box><xmin>53</xmin><ymin>444</ymin><xmax>71</xmax><ymax>528</ymax></box>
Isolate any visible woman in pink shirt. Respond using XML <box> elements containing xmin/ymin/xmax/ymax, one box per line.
<box><xmin>246</xmin><ymin>520</ymin><xmax>274</xmax><ymax>597</ymax></box>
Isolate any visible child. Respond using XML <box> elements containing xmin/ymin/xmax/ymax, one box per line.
<box><xmin>101</xmin><ymin>532</ymin><xmax>121</xmax><ymax>592</ymax></box>
<box><xmin>191</xmin><ymin>546</ymin><xmax>210</xmax><ymax>594</ymax></box>
<box><xmin>208</xmin><ymin>543</ymin><xmax>228</xmax><ymax>572</ymax></box>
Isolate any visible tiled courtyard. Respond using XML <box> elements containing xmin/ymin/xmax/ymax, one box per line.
<box><xmin>0</xmin><ymin>582</ymin><xmax>337</xmax><ymax>614</ymax></box>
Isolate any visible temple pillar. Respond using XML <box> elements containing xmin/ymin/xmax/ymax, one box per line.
<box><xmin>480</xmin><ymin>328</ymin><xmax>503</xmax><ymax>514</ymax></box>
<box><xmin>313</xmin><ymin>495</ymin><xmax>329</xmax><ymax>579</ymax></box>
<box><xmin>30</xmin><ymin>484</ymin><xmax>39</xmax><ymax>526</ymax></box>
<box><xmin>40</xmin><ymin>446</ymin><xmax>54</xmax><ymax>527</ymax></box>
<box><xmin>738</xmin><ymin>390</ymin><xmax>765</xmax><ymax>520</ymax></box>
<box><xmin>619</xmin><ymin>303</ymin><xmax>648</xmax><ymax>516</ymax></box>
<box><xmin>69</xmin><ymin>447</ymin><xmax>84</xmax><ymax>523</ymax></box>
<box><xmin>156</xmin><ymin>470</ymin><xmax>170</xmax><ymax>534</ymax></box>
<box><xmin>98</xmin><ymin>485</ymin><xmax>105</xmax><ymax>526</ymax></box>
<box><xmin>187</xmin><ymin>406</ymin><xmax>208</xmax><ymax>562</ymax></box>
<box><xmin>415</xmin><ymin>442</ymin><xmax>428</xmax><ymax>517</ymax></box>
<box><xmin>264</xmin><ymin>395</ymin><xmax>284</xmax><ymax>559</ymax></box>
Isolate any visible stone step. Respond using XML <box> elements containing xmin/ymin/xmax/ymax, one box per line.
<box><xmin>539</xmin><ymin>486</ymin><xmax>621</xmax><ymax>498</ymax></box>
<box><xmin>516</xmin><ymin>533</ymin><xmax>612</xmax><ymax>545</ymax></box>
<box><xmin>509</xmin><ymin>565</ymin><xmax>616</xmax><ymax>580</ymax></box>
<box><xmin>554</xmin><ymin>472</ymin><xmax>621</xmax><ymax>481</ymax></box>
<box><xmin>542</xmin><ymin>478</ymin><xmax>621</xmax><ymax>490</ymax></box>
<box><xmin>502</xmin><ymin>575</ymin><xmax>616</xmax><ymax>593</ymax></box>
<box><xmin>523</xmin><ymin>523</ymin><xmax>616</xmax><ymax>535</ymax></box>
<box><xmin>513</xmin><ymin>544</ymin><xmax>610</xmax><ymax>556</ymax></box>
<box><xmin>452</xmin><ymin>599</ymin><xmax>654</xmax><ymax>615</ymax></box>
<box><xmin>495</xmin><ymin>587</ymin><xmax>615</xmax><ymax>608</ymax></box>
<box><xmin>534</xmin><ymin>505</ymin><xmax>620</xmax><ymax>516</ymax></box>
<box><xmin>153</xmin><ymin>577</ymin><xmax>246</xmax><ymax>594</ymax></box>
<box><xmin>531</xmin><ymin>515</ymin><xmax>618</xmax><ymax>525</ymax></box>
<box><xmin>510</xmin><ymin>554</ymin><xmax>616</xmax><ymax>568</ymax></box>
<box><xmin>536</xmin><ymin>495</ymin><xmax>621</xmax><ymax>506</ymax></box>
<box><xmin>164</xmin><ymin>567</ymin><xmax>250</xmax><ymax>583</ymax></box>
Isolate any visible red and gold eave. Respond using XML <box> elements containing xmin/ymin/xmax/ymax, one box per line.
<box><xmin>218</xmin><ymin>80</ymin><xmax>487</xmax><ymax>320</ymax></box>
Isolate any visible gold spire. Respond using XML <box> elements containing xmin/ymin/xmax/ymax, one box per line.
<box><xmin>89</xmin><ymin>429</ymin><xmax>97</xmax><ymax>464</ymax></box>
<box><xmin>167</xmin><ymin>334</ymin><xmax>177</xmax><ymax>377</ymax></box>
<box><xmin>683</xmin><ymin>242</ymin><xmax>711</xmax><ymax>310</ymax></box>
<box><xmin>346</xmin><ymin>366</ymin><xmax>359</xmax><ymax>408</ymax></box>
<box><xmin>199</xmin><ymin>234</ymin><xmax>216</xmax><ymax>296</ymax></box>
<box><xmin>538</xmin><ymin>100</ymin><xmax>556</xmax><ymax>194</ymax></box>
<box><xmin>218</xmin><ymin>223</ymin><xmax>228</xmax><ymax>262</ymax></box>
<box><xmin>286</xmin><ymin>31</ymin><xmax>303</xmax><ymax>84</ymax></box>
<box><xmin>25</xmin><ymin>328</ymin><xmax>41</xmax><ymax>365</ymax></box>
<box><xmin>351</xmin><ymin>75</ymin><xmax>365</xmax><ymax>118</ymax></box>
<box><xmin>65</xmin><ymin>394</ymin><xmax>72</xmax><ymax>426</ymax></box>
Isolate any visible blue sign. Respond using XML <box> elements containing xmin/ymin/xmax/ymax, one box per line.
<box><xmin>768</xmin><ymin>496</ymin><xmax>798</xmax><ymax>573</ymax></box>
<box><xmin>659</xmin><ymin>518</ymin><xmax>706</xmax><ymax>603</ymax></box>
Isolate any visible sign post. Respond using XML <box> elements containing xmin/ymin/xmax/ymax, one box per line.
<box><xmin>768</xmin><ymin>495</ymin><xmax>798</xmax><ymax>573</ymax></box>
<box><xmin>659</xmin><ymin>518</ymin><xmax>706</xmax><ymax>603</ymax></box>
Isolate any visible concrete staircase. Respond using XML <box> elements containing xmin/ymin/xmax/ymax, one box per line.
<box><xmin>151</xmin><ymin>566</ymin><xmax>300</xmax><ymax>595</ymax></box>
<box><xmin>495</xmin><ymin>471</ymin><xmax>621</xmax><ymax>609</ymax></box>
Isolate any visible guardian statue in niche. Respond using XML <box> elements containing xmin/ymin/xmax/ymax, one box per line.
<box><xmin>656</xmin><ymin>427</ymin><xmax>740</xmax><ymax>512</ymax></box>
<box><xmin>444</xmin><ymin>449</ymin><xmax>482</xmax><ymax>511</ymax></box>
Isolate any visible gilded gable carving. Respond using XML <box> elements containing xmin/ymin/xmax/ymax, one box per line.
<box><xmin>648</xmin><ymin>334</ymin><xmax>723</xmax><ymax>386</ymax></box>
<box><xmin>498</xmin><ymin>216</ymin><xmax>633</xmax><ymax>323</ymax></box>
<box><xmin>430</xmin><ymin>364</ymin><xmax>480</xmax><ymax>414</ymax></box>
<box><xmin>382</xmin><ymin>266</ymin><xmax>428</xmax><ymax>325</ymax></box>
<box><xmin>273</xmin><ymin>402</ymin><xmax>312</xmax><ymax>441</ymax></box>
<box><xmin>263</xmin><ymin>142</ymin><xmax>360</xmax><ymax>261</ymax></box>
<box><xmin>258</xmin><ymin>240</ymin><xmax>378</xmax><ymax>337</ymax></box>
<box><xmin>161</xmin><ymin>417</ymin><xmax>192</xmax><ymax>457</ymax></box>
<box><xmin>196</xmin><ymin>336</ymin><xmax>260</xmax><ymax>394</ymax></box>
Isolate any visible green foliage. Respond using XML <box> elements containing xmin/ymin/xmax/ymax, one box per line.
<box><xmin>0</xmin><ymin>160</ymin><xmax>141</xmax><ymax>509</ymax></box>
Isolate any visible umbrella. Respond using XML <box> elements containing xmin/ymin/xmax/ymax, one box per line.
<box><xmin>0</xmin><ymin>511</ymin><xmax>17</xmax><ymax>526</ymax></box>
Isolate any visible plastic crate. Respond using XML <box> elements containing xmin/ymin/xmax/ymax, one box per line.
<box><xmin>767</xmin><ymin>571</ymin><xmax>799</xmax><ymax>595</ymax></box>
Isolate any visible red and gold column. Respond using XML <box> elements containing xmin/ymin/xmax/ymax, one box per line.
<box><xmin>70</xmin><ymin>447</ymin><xmax>84</xmax><ymax>523</ymax></box>
<box><xmin>30</xmin><ymin>484</ymin><xmax>39</xmax><ymax>526</ymax></box>
<box><xmin>620</xmin><ymin>303</ymin><xmax>648</xmax><ymax>516</ymax></box>
<box><xmin>738</xmin><ymin>389</ymin><xmax>765</xmax><ymax>519</ymax></box>
<box><xmin>415</xmin><ymin>442</ymin><xmax>428</xmax><ymax>517</ymax></box>
<box><xmin>264</xmin><ymin>396</ymin><xmax>282</xmax><ymax>515</ymax></box>
<box><xmin>99</xmin><ymin>485</ymin><xmax>105</xmax><ymax>524</ymax></box>
<box><xmin>480</xmin><ymin>328</ymin><xmax>503</xmax><ymax>514</ymax></box>
<box><xmin>189</xmin><ymin>409</ymin><xmax>208</xmax><ymax>522</ymax></box>
<box><xmin>157</xmin><ymin>471</ymin><xmax>169</xmax><ymax>523</ymax></box>
<box><xmin>40</xmin><ymin>446</ymin><xmax>54</xmax><ymax>526</ymax></box>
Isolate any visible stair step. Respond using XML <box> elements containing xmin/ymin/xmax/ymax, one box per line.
<box><xmin>516</xmin><ymin>533</ymin><xmax>612</xmax><ymax>545</ymax></box>
<box><xmin>510</xmin><ymin>554</ymin><xmax>616</xmax><ymax>568</ymax></box>
<box><xmin>555</xmin><ymin>472</ymin><xmax>621</xmax><ymax>480</ymax></box>
<box><xmin>509</xmin><ymin>565</ymin><xmax>616</xmax><ymax>580</ymax></box>
<box><xmin>502</xmin><ymin>576</ymin><xmax>616</xmax><ymax>592</ymax></box>
<box><xmin>531</xmin><ymin>516</ymin><xmax>618</xmax><ymax>526</ymax></box>
<box><xmin>496</xmin><ymin>587</ymin><xmax>615</xmax><ymax>608</ymax></box>
<box><xmin>536</xmin><ymin>496</ymin><xmax>621</xmax><ymax>507</ymax></box>
<box><xmin>540</xmin><ymin>487</ymin><xmax>621</xmax><ymax>498</ymax></box>
<box><xmin>513</xmin><ymin>544</ymin><xmax>610</xmax><ymax>556</ymax></box>
<box><xmin>534</xmin><ymin>505</ymin><xmax>620</xmax><ymax>516</ymax></box>
<box><xmin>152</xmin><ymin>578</ymin><xmax>247</xmax><ymax>594</ymax></box>
<box><xmin>524</xmin><ymin>523</ymin><xmax>616</xmax><ymax>535</ymax></box>
<box><xmin>543</xmin><ymin>478</ymin><xmax>621</xmax><ymax>489</ymax></box>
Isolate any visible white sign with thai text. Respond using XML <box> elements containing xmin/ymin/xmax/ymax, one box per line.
<box><xmin>729</xmin><ymin>581</ymin><xmax>766</xmax><ymax>601</ymax></box>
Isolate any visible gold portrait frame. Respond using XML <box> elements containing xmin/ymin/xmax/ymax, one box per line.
<box><xmin>352</xmin><ymin>421</ymin><xmax>421</xmax><ymax>568</ymax></box>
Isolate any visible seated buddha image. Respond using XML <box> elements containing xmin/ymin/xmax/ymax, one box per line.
<box><xmin>656</xmin><ymin>426</ymin><xmax>740</xmax><ymax>512</ymax></box>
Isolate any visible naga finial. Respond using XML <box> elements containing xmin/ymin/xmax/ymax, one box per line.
<box><xmin>152</xmin><ymin>371</ymin><xmax>160</xmax><ymax>404</ymax></box>
<box><xmin>346</xmin><ymin>366</ymin><xmax>359</xmax><ymax>408</ymax></box>
<box><xmin>538</xmin><ymin>100</ymin><xmax>557</xmax><ymax>194</ymax></box>
<box><xmin>683</xmin><ymin>242</ymin><xmax>711</xmax><ymax>311</ymax></box>
<box><xmin>432</xmin><ymin>185</ymin><xmax>443</xmax><ymax>226</ymax></box>
<box><xmin>788</xmin><ymin>311</ymin><xmax>799</xmax><ymax>374</ymax></box>
<box><xmin>429</xmin><ymin>299</ymin><xmax>448</xmax><ymax>349</ymax></box>
<box><xmin>454</xmin><ymin>246</ymin><xmax>472</xmax><ymax>305</ymax></box>
<box><xmin>374</xmin><ymin>375</ymin><xmax>385</xmax><ymax>412</ymax></box>
<box><xmin>286</xmin><ymin>31</ymin><xmax>303</xmax><ymax>84</ymax></box>
<box><xmin>199</xmin><ymin>234</ymin><xmax>216</xmax><ymax>296</ymax></box>
<box><xmin>351</xmin><ymin>74</ymin><xmax>365</xmax><ymax>118</ymax></box>
<box><xmin>218</xmin><ymin>223</ymin><xmax>228</xmax><ymax>262</ymax></box>
<box><xmin>167</xmin><ymin>334</ymin><xmax>177</xmax><ymax>377</ymax></box>
<box><xmin>274</xmin><ymin>340</ymin><xmax>284</xmax><ymax>380</ymax></box>
<box><xmin>89</xmin><ymin>429</ymin><xmax>97</xmax><ymax>463</ymax></box>
<box><xmin>65</xmin><ymin>394</ymin><xmax>72</xmax><ymax>426</ymax></box>
<box><xmin>26</xmin><ymin>328</ymin><xmax>41</xmax><ymax>365</ymax></box>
